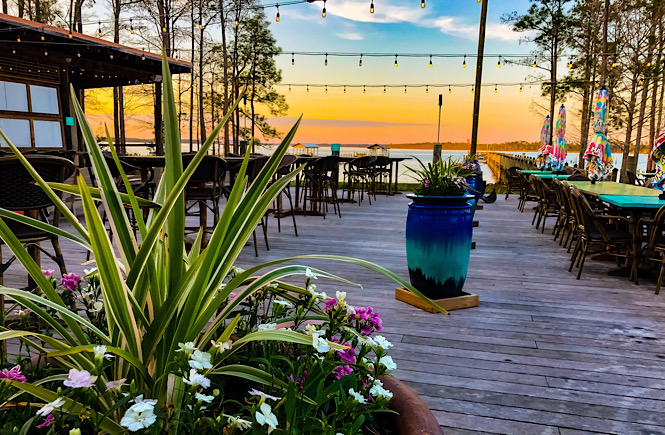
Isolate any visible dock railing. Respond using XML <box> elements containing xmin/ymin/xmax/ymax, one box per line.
<box><xmin>485</xmin><ymin>152</ymin><xmax>538</xmax><ymax>184</ymax></box>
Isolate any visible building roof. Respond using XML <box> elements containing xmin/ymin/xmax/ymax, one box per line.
<box><xmin>368</xmin><ymin>144</ymin><xmax>389</xmax><ymax>150</ymax></box>
<box><xmin>293</xmin><ymin>142</ymin><xmax>319</xmax><ymax>148</ymax></box>
<box><xmin>0</xmin><ymin>13</ymin><xmax>191</xmax><ymax>88</ymax></box>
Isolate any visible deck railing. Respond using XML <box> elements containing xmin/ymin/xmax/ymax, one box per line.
<box><xmin>485</xmin><ymin>152</ymin><xmax>538</xmax><ymax>183</ymax></box>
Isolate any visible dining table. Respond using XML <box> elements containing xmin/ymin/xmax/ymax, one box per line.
<box><xmin>529</xmin><ymin>173</ymin><xmax>572</xmax><ymax>180</ymax></box>
<box><xmin>569</xmin><ymin>180</ymin><xmax>665</xmax><ymax>282</ymax></box>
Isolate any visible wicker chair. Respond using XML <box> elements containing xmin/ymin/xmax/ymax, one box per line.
<box><xmin>182</xmin><ymin>154</ymin><xmax>227</xmax><ymax>232</ymax></box>
<box><xmin>0</xmin><ymin>155</ymin><xmax>75</xmax><ymax>287</ymax></box>
<box><xmin>504</xmin><ymin>166</ymin><xmax>522</xmax><ymax>200</ymax></box>
<box><xmin>517</xmin><ymin>171</ymin><xmax>539</xmax><ymax>212</ymax></box>
<box><xmin>301</xmin><ymin>156</ymin><xmax>342</xmax><ymax>218</ymax></box>
<box><xmin>272</xmin><ymin>154</ymin><xmax>299</xmax><ymax>235</ymax></box>
<box><xmin>638</xmin><ymin>205</ymin><xmax>665</xmax><ymax>293</ymax></box>
<box><xmin>343</xmin><ymin>156</ymin><xmax>376</xmax><ymax>206</ymax></box>
<box><xmin>531</xmin><ymin>176</ymin><xmax>559</xmax><ymax>232</ymax></box>
<box><xmin>568</xmin><ymin>186</ymin><xmax>632</xmax><ymax>279</ymax></box>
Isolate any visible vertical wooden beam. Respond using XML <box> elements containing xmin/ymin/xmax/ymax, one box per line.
<box><xmin>470</xmin><ymin>0</ymin><xmax>489</xmax><ymax>157</ymax></box>
<box><xmin>155</xmin><ymin>82</ymin><xmax>163</xmax><ymax>156</ymax></box>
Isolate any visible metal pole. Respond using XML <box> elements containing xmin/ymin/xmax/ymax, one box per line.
<box><xmin>470</xmin><ymin>0</ymin><xmax>489</xmax><ymax>157</ymax></box>
<box><xmin>434</xmin><ymin>94</ymin><xmax>442</xmax><ymax>163</ymax></box>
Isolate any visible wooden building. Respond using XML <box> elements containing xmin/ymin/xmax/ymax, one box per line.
<box><xmin>0</xmin><ymin>14</ymin><xmax>191</xmax><ymax>155</ymax></box>
<box><xmin>292</xmin><ymin>142</ymin><xmax>319</xmax><ymax>156</ymax></box>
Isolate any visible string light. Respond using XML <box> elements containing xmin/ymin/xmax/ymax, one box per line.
<box><xmin>640</xmin><ymin>78</ymin><xmax>644</xmax><ymax>85</ymax></box>
<box><xmin>568</xmin><ymin>59</ymin><xmax>573</xmax><ymax>68</ymax></box>
<box><xmin>77</xmin><ymin>50</ymin><xmax>81</xmax><ymax>57</ymax></box>
<box><xmin>276</xmin><ymin>4</ymin><xmax>280</xmax><ymax>22</ymax></box>
<box><xmin>421</xmin><ymin>0</ymin><xmax>425</xmax><ymax>8</ymax></box>
<box><xmin>12</xmin><ymin>49</ymin><xmax>15</xmax><ymax>54</ymax></box>
<box><xmin>429</xmin><ymin>55</ymin><xmax>432</xmax><ymax>67</ymax></box>
<box><xmin>404</xmin><ymin>85</ymin><xmax>407</xmax><ymax>94</ymax></box>
<box><xmin>395</xmin><ymin>54</ymin><xmax>398</xmax><ymax>67</ymax></box>
<box><xmin>325</xmin><ymin>85</ymin><xmax>328</xmax><ymax>93</ymax></box>
<box><xmin>363</xmin><ymin>85</ymin><xmax>366</xmax><ymax>94</ymax></box>
<box><xmin>344</xmin><ymin>85</ymin><xmax>346</xmax><ymax>94</ymax></box>
<box><xmin>44</xmin><ymin>49</ymin><xmax>48</xmax><ymax>56</ymax></box>
<box><xmin>495</xmin><ymin>84</ymin><xmax>498</xmax><ymax>93</ymax></box>
<box><xmin>383</xmin><ymin>85</ymin><xmax>386</xmax><ymax>94</ymax></box>
<box><xmin>292</xmin><ymin>53</ymin><xmax>295</xmax><ymax>65</ymax></box>
<box><xmin>324</xmin><ymin>53</ymin><xmax>328</xmax><ymax>66</ymax></box>
<box><xmin>162</xmin><ymin>25</ymin><xmax>167</xmax><ymax>32</ymax></box>
<box><xmin>98</xmin><ymin>21</ymin><xmax>102</xmax><ymax>37</ymax></box>
<box><xmin>448</xmin><ymin>85</ymin><xmax>451</xmax><ymax>93</ymax></box>
<box><xmin>40</xmin><ymin>32</ymin><xmax>45</xmax><ymax>41</ymax></box>
<box><xmin>289</xmin><ymin>85</ymin><xmax>291</xmax><ymax>92</ymax></box>
<box><xmin>322</xmin><ymin>0</ymin><xmax>326</xmax><ymax>18</ymax></box>
<box><xmin>370</xmin><ymin>1</ymin><xmax>374</xmax><ymax>13</ymax></box>
<box><xmin>16</xmin><ymin>36</ymin><xmax>20</xmax><ymax>42</ymax></box>
<box><xmin>130</xmin><ymin>18</ymin><xmax>134</xmax><ymax>34</ymax></box>
<box><xmin>110</xmin><ymin>53</ymin><xmax>114</xmax><ymax>59</ymax></box>
<box><xmin>199</xmin><ymin>21</ymin><xmax>203</xmax><ymax>29</ymax></box>
<box><xmin>68</xmin><ymin>30</ymin><xmax>72</xmax><ymax>38</ymax></box>
<box><xmin>463</xmin><ymin>55</ymin><xmax>466</xmax><ymax>68</ymax></box>
<box><xmin>471</xmin><ymin>86</ymin><xmax>474</xmax><ymax>93</ymax></box>
<box><xmin>520</xmin><ymin>84</ymin><xmax>523</xmax><ymax>92</ymax></box>
<box><xmin>533</xmin><ymin>59</ymin><xmax>537</xmax><ymax>68</ymax></box>
<box><xmin>497</xmin><ymin>56</ymin><xmax>501</xmax><ymax>68</ymax></box>
<box><xmin>646</xmin><ymin>61</ymin><xmax>651</xmax><ymax>67</ymax></box>
<box><xmin>141</xmin><ymin>52</ymin><xmax>145</xmax><ymax>60</ymax></box>
<box><xmin>359</xmin><ymin>54</ymin><xmax>363</xmax><ymax>67</ymax></box>
<box><xmin>307</xmin><ymin>84</ymin><xmax>309</xmax><ymax>92</ymax></box>
<box><xmin>426</xmin><ymin>85</ymin><xmax>429</xmax><ymax>93</ymax></box>
<box><xmin>235</xmin><ymin>17</ymin><xmax>239</xmax><ymax>26</ymax></box>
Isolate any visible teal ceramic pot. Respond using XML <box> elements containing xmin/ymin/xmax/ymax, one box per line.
<box><xmin>406</xmin><ymin>194</ymin><xmax>474</xmax><ymax>299</ymax></box>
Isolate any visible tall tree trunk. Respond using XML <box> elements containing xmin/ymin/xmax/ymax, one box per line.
<box><xmin>18</xmin><ymin>0</ymin><xmax>25</xmax><ymax>18</ymax></box>
<box><xmin>34</xmin><ymin>0</ymin><xmax>41</xmax><ymax>22</ymax></box>
<box><xmin>2</xmin><ymin>0</ymin><xmax>8</xmax><ymax>14</ymax></box>
<box><xmin>233</xmin><ymin>16</ymin><xmax>240</xmax><ymax>152</ymax></box>
<box><xmin>73</xmin><ymin>0</ymin><xmax>84</xmax><ymax>32</ymax></box>
<box><xmin>549</xmin><ymin>36</ymin><xmax>558</xmax><ymax>146</ymax></box>
<box><xmin>578</xmin><ymin>6</ymin><xmax>596</xmax><ymax>166</ymax></box>
<box><xmin>219</xmin><ymin>0</ymin><xmax>230</xmax><ymax>155</ymax></box>
<box><xmin>250</xmin><ymin>48</ymin><xmax>257</xmax><ymax>152</ymax></box>
<box><xmin>189</xmin><ymin>1</ymin><xmax>195</xmax><ymax>153</ymax></box>
<box><xmin>647</xmin><ymin>9</ymin><xmax>662</xmax><ymax>171</ymax></box>
<box><xmin>113</xmin><ymin>3</ymin><xmax>127</xmax><ymax>154</ymax></box>
<box><xmin>199</xmin><ymin>24</ymin><xmax>206</xmax><ymax>144</ymax></box>
<box><xmin>621</xmin><ymin>70</ymin><xmax>639</xmax><ymax>181</ymax></box>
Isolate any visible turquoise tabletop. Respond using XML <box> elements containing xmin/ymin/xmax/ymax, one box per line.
<box><xmin>599</xmin><ymin>194</ymin><xmax>665</xmax><ymax>209</ymax></box>
<box><xmin>568</xmin><ymin>181</ymin><xmax>661</xmax><ymax>197</ymax></box>
<box><xmin>521</xmin><ymin>170</ymin><xmax>553</xmax><ymax>175</ymax></box>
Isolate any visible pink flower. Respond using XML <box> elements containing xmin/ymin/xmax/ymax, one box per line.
<box><xmin>63</xmin><ymin>273</ymin><xmax>82</xmax><ymax>283</ymax></box>
<box><xmin>338</xmin><ymin>346</ymin><xmax>356</xmax><ymax>363</ymax></box>
<box><xmin>0</xmin><ymin>366</ymin><xmax>26</xmax><ymax>382</ymax></box>
<box><xmin>42</xmin><ymin>269</ymin><xmax>54</xmax><ymax>278</ymax></box>
<box><xmin>63</xmin><ymin>369</ymin><xmax>97</xmax><ymax>388</ymax></box>
<box><xmin>15</xmin><ymin>308</ymin><xmax>31</xmax><ymax>316</ymax></box>
<box><xmin>324</xmin><ymin>299</ymin><xmax>337</xmax><ymax>313</ymax></box>
<box><xmin>333</xmin><ymin>365</ymin><xmax>353</xmax><ymax>379</ymax></box>
<box><xmin>36</xmin><ymin>414</ymin><xmax>54</xmax><ymax>428</ymax></box>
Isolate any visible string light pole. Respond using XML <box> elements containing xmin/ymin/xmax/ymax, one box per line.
<box><xmin>470</xmin><ymin>0</ymin><xmax>489</xmax><ymax>157</ymax></box>
<box><xmin>434</xmin><ymin>94</ymin><xmax>443</xmax><ymax>164</ymax></box>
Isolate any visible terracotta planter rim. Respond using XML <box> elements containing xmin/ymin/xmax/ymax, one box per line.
<box><xmin>380</xmin><ymin>375</ymin><xmax>443</xmax><ymax>435</ymax></box>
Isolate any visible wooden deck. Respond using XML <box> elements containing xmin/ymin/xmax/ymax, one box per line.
<box><xmin>2</xmin><ymin>192</ymin><xmax>664</xmax><ymax>434</ymax></box>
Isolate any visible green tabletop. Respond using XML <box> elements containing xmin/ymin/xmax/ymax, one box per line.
<box><xmin>521</xmin><ymin>170</ymin><xmax>552</xmax><ymax>175</ymax></box>
<box><xmin>599</xmin><ymin>194</ymin><xmax>665</xmax><ymax>209</ymax></box>
<box><xmin>530</xmin><ymin>174</ymin><xmax>571</xmax><ymax>180</ymax></box>
<box><xmin>568</xmin><ymin>181</ymin><xmax>661</xmax><ymax>197</ymax></box>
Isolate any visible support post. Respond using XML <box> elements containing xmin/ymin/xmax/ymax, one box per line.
<box><xmin>470</xmin><ymin>0</ymin><xmax>489</xmax><ymax>157</ymax></box>
<box><xmin>434</xmin><ymin>94</ymin><xmax>442</xmax><ymax>163</ymax></box>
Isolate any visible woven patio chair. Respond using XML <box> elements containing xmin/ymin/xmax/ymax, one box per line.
<box><xmin>517</xmin><ymin>171</ymin><xmax>539</xmax><ymax>212</ymax></box>
<box><xmin>0</xmin><ymin>155</ymin><xmax>75</xmax><ymax>288</ymax></box>
<box><xmin>182</xmin><ymin>154</ymin><xmax>227</xmax><ymax>232</ymax></box>
<box><xmin>531</xmin><ymin>176</ymin><xmax>559</xmax><ymax>233</ymax></box>
<box><xmin>343</xmin><ymin>156</ymin><xmax>376</xmax><ymax>206</ymax></box>
<box><xmin>301</xmin><ymin>156</ymin><xmax>341</xmax><ymax>218</ymax></box>
<box><xmin>271</xmin><ymin>154</ymin><xmax>299</xmax><ymax>235</ymax></box>
<box><xmin>245</xmin><ymin>156</ymin><xmax>270</xmax><ymax>257</ymax></box>
<box><xmin>568</xmin><ymin>186</ymin><xmax>632</xmax><ymax>280</ymax></box>
<box><xmin>639</xmin><ymin>205</ymin><xmax>665</xmax><ymax>294</ymax></box>
<box><xmin>504</xmin><ymin>166</ymin><xmax>522</xmax><ymax>200</ymax></box>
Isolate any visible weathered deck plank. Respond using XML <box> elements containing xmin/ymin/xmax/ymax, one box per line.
<box><xmin>1</xmin><ymin>191</ymin><xmax>664</xmax><ymax>434</ymax></box>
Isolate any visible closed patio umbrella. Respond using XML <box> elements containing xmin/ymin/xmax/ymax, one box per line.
<box><xmin>536</xmin><ymin>115</ymin><xmax>552</xmax><ymax>170</ymax></box>
<box><xmin>584</xmin><ymin>88</ymin><xmax>613</xmax><ymax>180</ymax></box>
<box><xmin>650</xmin><ymin>125</ymin><xmax>665</xmax><ymax>190</ymax></box>
<box><xmin>548</xmin><ymin>105</ymin><xmax>567</xmax><ymax>171</ymax></box>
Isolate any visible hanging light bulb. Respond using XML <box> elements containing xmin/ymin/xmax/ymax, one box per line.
<box><xmin>110</xmin><ymin>53</ymin><xmax>114</xmax><ymax>59</ymax></box>
<box><xmin>44</xmin><ymin>49</ymin><xmax>48</xmax><ymax>56</ymax></box>
<box><xmin>130</xmin><ymin>19</ymin><xmax>134</xmax><ymax>34</ymax></box>
<box><xmin>429</xmin><ymin>55</ymin><xmax>433</xmax><ymax>67</ymax></box>
<box><xmin>533</xmin><ymin>59</ymin><xmax>537</xmax><ymax>68</ymax></box>
<box><xmin>307</xmin><ymin>85</ymin><xmax>309</xmax><ymax>93</ymax></box>
<box><xmin>98</xmin><ymin>22</ymin><xmax>102</xmax><ymax>37</ymax></box>
<box><xmin>344</xmin><ymin>85</ymin><xmax>346</xmax><ymax>94</ymax></box>
<box><xmin>497</xmin><ymin>56</ymin><xmax>501</xmax><ymax>68</ymax></box>
<box><xmin>16</xmin><ymin>36</ymin><xmax>21</xmax><ymax>42</ymax></box>
<box><xmin>463</xmin><ymin>54</ymin><xmax>466</xmax><ymax>68</ymax></box>
<box><xmin>322</xmin><ymin>0</ymin><xmax>326</xmax><ymax>18</ymax></box>
<box><xmin>292</xmin><ymin>53</ymin><xmax>295</xmax><ymax>65</ymax></box>
<box><xmin>289</xmin><ymin>85</ymin><xmax>291</xmax><ymax>92</ymax></box>
<box><xmin>12</xmin><ymin>49</ymin><xmax>16</xmax><ymax>54</ymax></box>
<box><xmin>647</xmin><ymin>61</ymin><xmax>651</xmax><ymax>67</ymax></box>
<box><xmin>363</xmin><ymin>85</ymin><xmax>366</xmax><ymax>94</ymax></box>
<box><xmin>495</xmin><ymin>84</ymin><xmax>498</xmax><ymax>93</ymax></box>
<box><xmin>426</xmin><ymin>85</ymin><xmax>429</xmax><ymax>93</ymax></box>
<box><xmin>404</xmin><ymin>85</ymin><xmax>407</xmax><ymax>94</ymax></box>
<box><xmin>162</xmin><ymin>25</ymin><xmax>167</xmax><ymax>32</ymax></box>
<box><xmin>520</xmin><ymin>84</ymin><xmax>523</xmax><ymax>92</ymax></box>
<box><xmin>421</xmin><ymin>0</ymin><xmax>425</xmax><ymax>8</ymax></box>
<box><xmin>449</xmin><ymin>85</ymin><xmax>451</xmax><ymax>93</ymax></box>
<box><xmin>395</xmin><ymin>55</ymin><xmax>398</xmax><ymax>67</ymax></box>
<box><xmin>69</xmin><ymin>30</ymin><xmax>73</xmax><ymax>38</ymax></box>
<box><xmin>325</xmin><ymin>85</ymin><xmax>328</xmax><ymax>93</ymax></box>
<box><xmin>276</xmin><ymin>5</ymin><xmax>280</xmax><ymax>22</ymax></box>
<box><xmin>370</xmin><ymin>1</ymin><xmax>374</xmax><ymax>13</ymax></box>
<box><xmin>40</xmin><ymin>30</ymin><xmax>45</xmax><ymax>41</ymax></box>
<box><xmin>568</xmin><ymin>59</ymin><xmax>573</xmax><ymax>68</ymax></box>
<box><xmin>199</xmin><ymin>21</ymin><xmax>203</xmax><ymax>29</ymax></box>
<box><xmin>471</xmin><ymin>86</ymin><xmax>474</xmax><ymax>93</ymax></box>
<box><xmin>77</xmin><ymin>50</ymin><xmax>81</xmax><ymax>58</ymax></box>
<box><xmin>235</xmin><ymin>17</ymin><xmax>239</xmax><ymax>26</ymax></box>
<box><xmin>640</xmin><ymin>78</ymin><xmax>644</xmax><ymax>85</ymax></box>
<box><xmin>324</xmin><ymin>53</ymin><xmax>328</xmax><ymax>66</ymax></box>
<box><xmin>359</xmin><ymin>54</ymin><xmax>363</xmax><ymax>67</ymax></box>
<box><xmin>383</xmin><ymin>85</ymin><xmax>386</xmax><ymax>94</ymax></box>
<box><xmin>142</xmin><ymin>52</ymin><xmax>145</xmax><ymax>61</ymax></box>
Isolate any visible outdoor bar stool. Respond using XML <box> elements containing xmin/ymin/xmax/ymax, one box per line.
<box><xmin>343</xmin><ymin>156</ymin><xmax>376</xmax><ymax>206</ymax></box>
<box><xmin>245</xmin><ymin>156</ymin><xmax>270</xmax><ymax>257</ymax></box>
<box><xmin>271</xmin><ymin>154</ymin><xmax>299</xmax><ymax>235</ymax></box>
<box><xmin>0</xmin><ymin>155</ymin><xmax>75</xmax><ymax>288</ymax></box>
<box><xmin>182</xmin><ymin>154</ymin><xmax>228</xmax><ymax>234</ymax></box>
<box><xmin>371</xmin><ymin>156</ymin><xmax>392</xmax><ymax>195</ymax></box>
<box><xmin>301</xmin><ymin>156</ymin><xmax>341</xmax><ymax>218</ymax></box>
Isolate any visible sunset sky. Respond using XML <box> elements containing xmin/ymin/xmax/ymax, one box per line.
<box><xmin>87</xmin><ymin>0</ymin><xmax>556</xmax><ymax>145</ymax></box>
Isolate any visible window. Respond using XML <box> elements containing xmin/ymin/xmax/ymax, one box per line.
<box><xmin>0</xmin><ymin>80</ymin><xmax>63</xmax><ymax>149</ymax></box>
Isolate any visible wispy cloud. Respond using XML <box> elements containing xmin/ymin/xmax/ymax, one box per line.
<box><xmin>312</xmin><ymin>0</ymin><xmax>519</xmax><ymax>41</ymax></box>
<box><xmin>337</xmin><ymin>32</ymin><xmax>364</xmax><ymax>40</ymax></box>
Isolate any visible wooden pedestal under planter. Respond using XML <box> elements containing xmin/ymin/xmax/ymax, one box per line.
<box><xmin>395</xmin><ymin>287</ymin><xmax>478</xmax><ymax>313</ymax></box>
<box><xmin>380</xmin><ymin>375</ymin><xmax>443</xmax><ymax>435</ymax></box>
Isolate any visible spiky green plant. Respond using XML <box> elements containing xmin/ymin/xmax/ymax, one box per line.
<box><xmin>0</xmin><ymin>51</ymin><xmax>443</xmax><ymax>431</ymax></box>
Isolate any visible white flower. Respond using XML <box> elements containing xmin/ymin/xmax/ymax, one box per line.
<box><xmin>370</xmin><ymin>380</ymin><xmax>393</xmax><ymax>399</ymax></box>
<box><xmin>335</xmin><ymin>291</ymin><xmax>347</xmax><ymax>303</ymax></box>
<box><xmin>311</xmin><ymin>290</ymin><xmax>327</xmax><ymax>301</ymax></box>
<box><xmin>225</xmin><ymin>415</ymin><xmax>252</xmax><ymax>430</ymax></box>
<box><xmin>379</xmin><ymin>355</ymin><xmax>397</xmax><ymax>371</ymax></box>
<box><xmin>305</xmin><ymin>268</ymin><xmax>318</xmax><ymax>279</ymax></box>
<box><xmin>233</xmin><ymin>266</ymin><xmax>245</xmax><ymax>274</ymax></box>
<box><xmin>211</xmin><ymin>339</ymin><xmax>233</xmax><ymax>352</ymax></box>
<box><xmin>183</xmin><ymin>368</ymin><xmax>211</xmax><ymax>389</ymax></box>
<box><xmin>93</xmin><ymin>345</ymin><xmax>113</xmax><ymax>360</ymax></box>
<box><xmin>374</xmin><ymin>336</ymin><xmax>393</xmax><ymax>350</ymax></box>
<box><xmin>359</xmin><ymin>336</ymin><xmax>376</xmax><ymax>347</ymax></box>
<box><xmin>91</xmin><ymin>301</ymin><xmax>104</xmax><ymax>312</ymax></box>
<box><xmin>348</xmin><ymin>388</ymin><xmax>366</xmax><ymax>404</ymax></box>
<box><xmin>105</xmin><ymin>379</ymin><xmax>127</xmax><ymax>391</ymax></box>
<box><xmin>36</xmin><ymin>397</ymin><xmax>66</xmax><ymax>417</ymax></box>
<box><xmin>189</xmin><ymin>350</ymin><xmax>212</xmax><ymax>370</ymax></box>
<box><xmin>307</xmin><ymin>284</ymin><xmax>317</xmax><ymax>294</ymax></box>
<box><xmin>120</xmin><ymin>401</ymin><xmax>157</xmax><ymax>432</ymax></box>
<box><xmin>63</xmin><ymin>369</ymin><xmax>97</xmax><ymax>388</ymax></box>
<box><xmin>311</xmin><ymin>332</ymin><xmax>330</xmax><ymax>353</ymax></box>
<box><xmin>83</xmin><ymin>268</ymin><xmax>97</xmax><ymax>276</ymax></box>
<box><xmin>249</xmin><ymin>388</ymin><xmax>281</xmax><ymax>401</ymax></box>
<box><xmin>346</xmin><ymin>304</ymin><xmax>356</xmax><ymax>316</ymax></box>
<box><xmin>362</xmin><ymin>357</ymin><xmax>374</xmax><ymax>371</ymax></box>
<box><xmin>176</xmin><ymin>342</ymin><xmax>197</xmax><ymax>354</ymax></box>
<box><xmin>131</xmin><ymin>395</ymin><xmax>158</xmax><ymax>405</ymax></box>
<box><xmin>255</xmin><ymin>402</ymin><xmax>279</xmax><ymax>433</ymax></box>
<box><xmin>195</xmin><ymin>392</ymin><xmax>214</xmax><ymax>403</ymax></box>
<box><xmin>269</xmin><ymin>282</ymin><xmax>279</xmax><ymax>289</ymax></box>
<box><xmin>304</xmin><ymin>324</ymin><xmax>317</xmax><ymax>335</ymax></box>
<box><xmin>69</xmin><ymin>429</ymin><xmax>82</xmax><ymax>435</ymax></box>
<box><xmin>274</xmin><ymin>299</ymin><xmax>292</xmax><ymax>308</ymax></box>
<box><xmin>258</xmin><ymin>323</ymin><xmax>277</xmax><ymax>331</ymax></box>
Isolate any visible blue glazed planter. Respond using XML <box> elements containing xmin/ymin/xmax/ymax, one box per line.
<box><xmin>465</xmin><ymin>170</ymin><xmax>484</xmax><ymax>219</ymax></box>
<box><xmin>405</xmin><ymin>194</ymin><xmax>474</xmax><ymax>299</ymax></box>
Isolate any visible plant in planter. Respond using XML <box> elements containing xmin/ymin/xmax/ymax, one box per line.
<box><xmin>0</xmin><ymin>52</ymin><xmax>444</xmax><ymax>434</ymax></box>
<box><xmin>406</xmin><ymin>157</ymin><xmax>475</xmax><ymax>299</ymax></box>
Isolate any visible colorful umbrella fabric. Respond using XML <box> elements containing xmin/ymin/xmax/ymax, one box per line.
<box><xmin>584</xmin><ymin>88</ymin><xmax>613</xmax><ymax>180</ymax></box>
<box><xmin>548</xmin><ymin>105</ymin><xmax>567</xmax><ymax>171</ymax></box>
<box><xmin>536</xmin><ymin>115</ymin><xmax>552</xmax><ymax>170</ymax></box>
<box><xmin>651</xmin><ymin>125</ymin><xmax>665</xmax><ymax>190</ymax></box>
